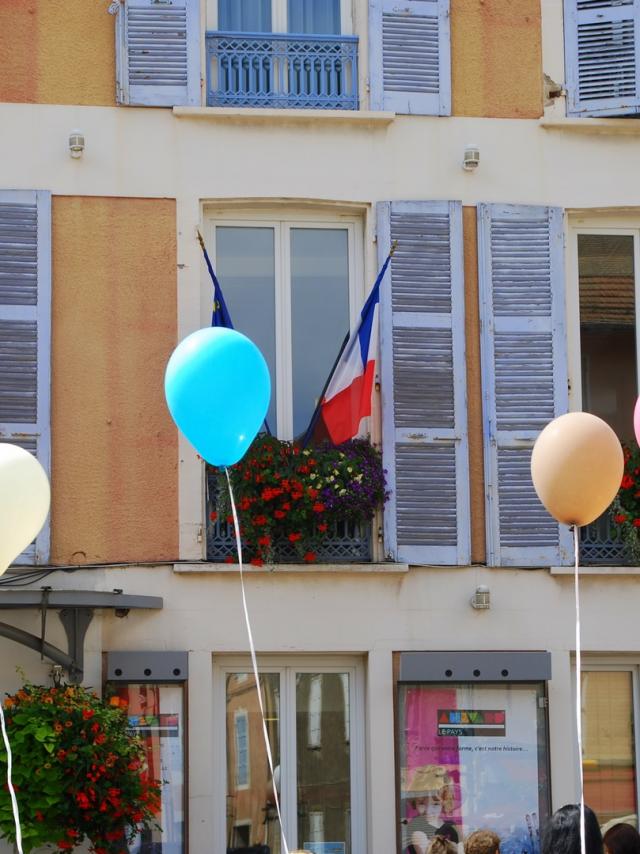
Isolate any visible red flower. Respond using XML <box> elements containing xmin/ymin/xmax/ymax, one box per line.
<box><xmin>307</xmin><ymin>488</ymin><xmax>318</xmax><ymax>499</ymax></box>
<box><xmin>621</xmin><ymin>474</ymin><xmax>634</xmax><ymax>489</ymax></box>
<box><xmin>57</xmin><ymin>749</ymin><xmax>67</xmax><ymax>761</ymax></box>
<box><xmin>76</xmin><ymin>792</ymin><xmax>91</xmax><ymax>809</ymax></box>
<box><xmin>226</xmin><ymin>514</ymin><xmax>234</xmax><ymax>524</ymax></box>
<box><xmin>614</xmin><ymin>514</ymin><xmax>628</xmax><ymax>524</ymax></box>
<box><xmin>82</xmin><ymin>709</ymin><xmax>94</xmax><ymax>720</ymax></box>
<box><xmin>288</xmin><ymin>532</ymin><xmax>302</xmax><ymax>542</ymax></box>
<box><xmin>633</xmin><ymin>519</ymin><xmax>640</xmax><ymax>528</ymax></box>
<box><xmin>317</xmin><ymin>523</ymin><xmax>328</xmax><ymax>532</ymax></box>
<box><xmin>209</xmin><ymin>510</ymin><xmax>218</xmax><ymax>522</ymax></box>
<box><xmin>312</xmin><ymin>502</ymin><xmax>325</xmax><ymax>513</ymax></box>
<box><xmin>91</xmin><ymin>721</ymin><xmax>100</xmax><ymax>732</ymax></box>
<box><xmin>254</xmin><ymin>515</ymin><xmax>268</xmax><ymax>526</ymax></box>
<box><xmin>258</xmin><ymin>535</ymin><xmax>271</xmax><ymax>546</ymax></box>
<box><xmin>240</xmin><ymin>497</ymin><xmax>252</xmax><ymax>511</ymax></box>
<box><xmin>251</xmin><ymin>558</ymin><xmax>264</xmax><ymax>567</ymax></box>
<box><xmin>282</xmin><ymin>502</ymin><xmax>291</xmax><ymax>511</ymax></box>
<box><xmin>35</xmin><ymin>811</ymin><xmax>44</xmax><ymax>822</ymax></box>
<box><xmin>291</xmin><ymin>492</ymin><xmax>303</xmax><ymax>501</ymax></box>
<box><xmin>274</xmin><ymin>510</ymin><xmax>286</xmax><ymax>519</ymax></box>
<box><xmin>57</xmin><ymin>841</ymin><xmax>73</xmax><ymax>850</ymax></box>
<box><xmin>95</xmin><ymin>733</ymin><xmax>106</xmax><ymax>745</ymax></box>
<box><xmin>299</xmin><ymin>465</ymin><xmax>310</xmax><ymax>474</ymax></box>
<box><xmin>303</xmin><ymin>552</ymin><xmax>316</xmax><ymax>563</ymax></box>
<box><xmin>224</xmin><ymin>555</ymin><xmax>235</xmax><ymax>564</ymax></box>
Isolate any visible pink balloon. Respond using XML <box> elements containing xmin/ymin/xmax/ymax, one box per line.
<box><xmin>634</xmin><ymin>397</ymin><xmax>640</xmax><ymax>446</ymax></box>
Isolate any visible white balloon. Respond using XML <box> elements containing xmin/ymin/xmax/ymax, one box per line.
<box><xmin>0</xmin><ymin>444</ymin><xmax>50</xmax><ymax>575</ymax></box>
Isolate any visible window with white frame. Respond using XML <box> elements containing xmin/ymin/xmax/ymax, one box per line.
<box><xmin>210</xmin><ymin>0</ymin><xmax>352</xmax><ymax>34</ymax></box>
<box><xmin>214</xmin><ymin>657</ymin><xmax>365</xmax><ymax>854</ymax></box>
<box><xmin>205</xmin><ymin>210</ymin><xmax>363</xmax><ymax>440</ymax></box>
<box><xmin>580</xmin><ymin>665</ymin><xmax>640</xmax><ymax>829</ymax></box>
<box><xmin>568</xmin><ymin>222</ymin><xmax>640</xmax><ymax>443</ymax></box>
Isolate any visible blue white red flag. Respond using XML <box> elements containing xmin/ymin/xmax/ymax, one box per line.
<box><xmin>308</xmin><ymin>250</ymin><xmax>393</xmax><ymax>445</ymax></box>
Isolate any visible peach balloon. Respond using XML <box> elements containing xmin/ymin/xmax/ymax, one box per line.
<box><xmin>531</xmin><ymin>412</ymin><xmax>623</xmax><ymax>527</ymax></box>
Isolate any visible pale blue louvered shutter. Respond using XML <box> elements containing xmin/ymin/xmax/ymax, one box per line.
<box><xmin>115</xmin><ymin>0</ymin><xmax>200</xmax><ymax>106</ymax></box>
<box><xmin>0</xmin><ymin>191</ymin><xmax>51</xmax><ymax>565</ymax></box>
<box><xmin>378</xmin><ymin>201</ymin><xmax>470</xmax><ymax>565</ymax></box>
<box><xmin>478</xmin><ymin>204</ymin><xmax>572</xmax><ymax>568</ymax></box>
<box><xmin>369</xmin><ymin>0</ymin><xmax>451</xmax><ymax>115</ymax></box>
<box><xmin>564</xmin><ymin>0</ymin><xmax>640</xmax><ymax>117</ymax></box>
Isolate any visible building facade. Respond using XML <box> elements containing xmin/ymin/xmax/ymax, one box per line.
<box><xmin>1</xmin><ymin>1</ymin><xmax>640</xmax><ymax>852</ymax></box>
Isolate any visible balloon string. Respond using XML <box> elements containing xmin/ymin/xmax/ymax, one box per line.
<box><xmin>225</xmin><ymin>468</ymin><xmax>290</xmax><ymax>854</ymax></box>
<box><xmin>0</xmin><ymin>700</ymin><xmax>23</xmax><ymax>854</ymax></box>
<box><xmin>573</xmin><ymin>525</ymin><xmax>586</xmax><ymax>854</ymax></box>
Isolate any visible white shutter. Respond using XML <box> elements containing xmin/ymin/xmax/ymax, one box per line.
<box><xmin>0</xmin><ymin>190</ymin><xmax>51</xmax><ymax>565</ymax></box>
<box><xmin>478</xmin><ymin>204</ymin><xmax>572</xmax><ymax>568</ymax></box>
<box><xmin>369</xmin><ymin>0</ymin><xmax>451</xmax><ymax>115</ymax></box>
<box><xmin>378</xmin><ymin>201</ymin><xmax>470</xmax><ymax>565</ymax></box>
<box><xmin>115</xmin><ymin>0</ymin><xmax>200</xmax><ymax>106</ymax></box>
<box><xmin>564</xmin><ymin>0</ymin><xmax>640</xmax><ymax>116</ymax></box>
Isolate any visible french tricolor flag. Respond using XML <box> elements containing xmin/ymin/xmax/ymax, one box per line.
<box><xmin>309</xmin><ymin>250</ymin><xmax>393</xmax><ymax>446</ymax></box>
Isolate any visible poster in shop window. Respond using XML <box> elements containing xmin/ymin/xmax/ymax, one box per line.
<box><xmin>399</xmin><ymin>683</ymin><xmax>549</xmax><ymax>854</ymax></box>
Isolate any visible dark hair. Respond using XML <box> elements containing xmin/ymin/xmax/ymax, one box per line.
<box><xmin>437</xmin><ymin>823</ymin><xmax>460</xmax><ymax>844</ymax></box>
<box><xmin>603</xmin><ymin>824</ymin><xmax>640</xmax><ymax>854</ymax></box>
<box><xmin>542</xmin><ymin>805</ymin><xmax>603</xmax><ymax>854</ymax></box>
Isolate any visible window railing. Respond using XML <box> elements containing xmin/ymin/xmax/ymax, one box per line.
<box><xmin>206</xmin><ymin>471</ymin><xmax>372</xmax><ymax>563</ymax></box>
<box><xmin>205</xmin><ymin>31</ymin><xmax>359</xmax><ymax>110</ymax></box>
<box><xmin>580</xmin><ymin>508</ymin><xmax>632</xmax><ymax>566</ymax></box>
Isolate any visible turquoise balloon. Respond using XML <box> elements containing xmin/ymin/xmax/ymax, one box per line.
<box><xmin>164</xmin><ymin>327</ymin><xmax>271</xmax><ymax>467</ymax></box>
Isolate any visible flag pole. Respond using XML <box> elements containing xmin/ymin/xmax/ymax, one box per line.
<box><xmin>301</xmin><ymin>240</ymin><xmax>398</xmax><ymax>449</ymax></box>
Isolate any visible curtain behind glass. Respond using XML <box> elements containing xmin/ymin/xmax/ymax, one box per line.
<box><xmin>288</xmin><ymin>0</ymin><xmax>341</xmax><ymax>34</ymax></box>
<box><xmin>219</xmin><ymin>0</ymin><xmax>272</xmax><ymax>32</ymax></box>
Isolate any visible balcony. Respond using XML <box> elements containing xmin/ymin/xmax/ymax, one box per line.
<box><xmin>580</xmin><ymin>509</ymin><xmax>632</xmax><ymax>565</ymax></box>
<box><xmin>206</xmin><ymin>471</ymin><xmax>372</xmax><ymax>563</ymax></box>
<box><xmin>206</xmin><ymin>31</ymin><xmax>359</xmax><ymax>110</ymax></box>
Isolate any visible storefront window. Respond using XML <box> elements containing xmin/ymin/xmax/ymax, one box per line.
<box><xmin>398</xmin><ymin>682</ymin><xmax>550</xmax><ymax>854</ymax></box>
<box><xmin>109</xmin><ymin>683</ymin><xmax>185</xmax><ymax>854</ymax></box>
<box><xmin>582</xmin><ymin>670</ymin><xmax>638</xmax><ymax>828</ymax></box>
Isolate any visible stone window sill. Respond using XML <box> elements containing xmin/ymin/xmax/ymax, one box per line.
<box><xmin>540</xmin><ymin>118</ymin><xmax>640</xmax><ymax>135</ymax></box>
<box><xmin>173</xmin><ymin>106</ymin><xmax>395</xmax><ymax>126</ymax></box>
<box><xmin>174</xmin><ymin>561</ymin><xmax>408</xmax><ymax>574</ymax></box>
<box><xmin>550</xmin><ymin>565</ymin><xmax>640</xmax><ymax>575</ymax></box>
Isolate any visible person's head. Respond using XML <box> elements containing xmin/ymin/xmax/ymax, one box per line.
<box><xmin>603</xmin><ymin>823</ymin><xmax>640</xmax><ymax>854</ymax></box>
<box><xmin>542</xmin><ymin>804</ymin><xmax>603</xmax><ymax>854</ymax></box>
<box><xmin>428</xmin><ymin>835</ymin><xmax>458</xmax><ymax>854</ymax></box>
<box><xmin>464</xmin><ymin>829</ymin><xmax>501</xmax><ymax>854</ymax></box>
<box><xmin>437</xmin><ymin>823</ymin><xmax>460</xmax><ymax>844</ymax></box>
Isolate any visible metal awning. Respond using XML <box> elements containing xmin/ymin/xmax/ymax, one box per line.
<box><xmin>0</xmin><ymin>588</ymin><xmax>163</xmax><ymax>683</ymax></box>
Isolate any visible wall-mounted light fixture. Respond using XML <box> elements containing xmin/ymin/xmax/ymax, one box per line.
<box><xmin>69</xmin><ymin>130</ymin><xmax>85</xmax><ymax>159</ymax></box>
<box><xmin>470</xmin><ymin>585</ymin><xmax>490</xmax><ymax>610</ymax></box>
<box><xmin>462</xmin><ymin>143</ymin><xmax>480</xmax><ymax>172</ymax></box>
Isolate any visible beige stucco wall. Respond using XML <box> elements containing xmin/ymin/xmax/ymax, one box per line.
<box><xmin>0</xmin><ymin>0</ymin><xmax>116</xmax><ymax>106</ymax></box>
<box><xmin>51</xmin><ymin>196</ymin><xmax>179</xmax><ymax>564</ymax></box>
<box><xmin>451</xmin><ymin>0</ymin><xmax>544</xmax><ymax>118</ymax></box>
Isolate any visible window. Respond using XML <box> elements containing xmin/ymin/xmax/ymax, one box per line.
<box><xmin>211</xmin><ymin>0</ymin><xmax>350</xmax><ymax>34</ymax></box>
<box><xmin>398</xmin><ymin>681</ymin><xmax>551</xmax><ymax>853</ymax></box>
<box><xmin>581</xmin><ymin>666</ymin><xmax>639</xmax><ymax>828</ymax></box>
<box><xmin>206</xmin><ymin>211</ymin><xmax>362</xmax><ymax>440</ymax></box>
<box><xmin>235</xmin><ymin>709</ymin><xmax>251</xmax><ymax>788</ymax></box>
<box><xmin>563</xmin><ymin>0</ymin><xmax>640</xmax><ymax>118</ymax></box>
<box><xmin>214</xmin><ymin>657</ymin><xmax>365</xmax><ymax>854</ymax></box>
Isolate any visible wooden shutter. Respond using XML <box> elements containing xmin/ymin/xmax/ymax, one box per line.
<box><xmin>378</xmin><ymin>201</ymin><xmax>470</xmax><ymax>565</ymax></box>
<box><xmin>564</xmin><ymin>0</ymin><xmax>640</xmax><ymax>117</ymax></box>
<box><xmin>115</xmin><ymin>0</ymin><xmax>200</xmax><ymax>106</ymax></box>
<box><xmin>0</xmin><ymin>190</ymin><xmax>51</xmax><ymax>565</ymax></box>
<box><xmin>369</xmin><ymin>0</ymin><xmax>451</xmax><ymax>115</ymax></box>
<box><xmin>478</xmin><ymin>204</ymin><xmax>572</xmax><ymax>568</ymax></box>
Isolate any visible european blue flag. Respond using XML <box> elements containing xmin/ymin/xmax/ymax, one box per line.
<box><xmin>197</xmin><ymin>231</ymin><xmax>233</xmax><ymax>328</ymax></box>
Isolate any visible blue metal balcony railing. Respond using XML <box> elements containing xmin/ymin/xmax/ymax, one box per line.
<box><xmin>580</xmin><ymin>509</ymin><xmax>632</xmax><ymax>565</ymax></box>
<box><xmin>206</xmin><ymin>31</ymin><xmax>359</xmax><ymax>110</ymax></box>
<box><xmin>206</xmin><ymin>472</ymin><xmax>372</xmax><ymax>563</ymax></box>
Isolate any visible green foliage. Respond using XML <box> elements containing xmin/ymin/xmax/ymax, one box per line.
<box><xmin>216</xmin><ymin>436</ymin><xmax>388</xmax><ymax>565</ymax></box>
<box><xmin>0</xmin><ymin>683</ymin><xmax>161</xmax><ymax>853</ymax></box>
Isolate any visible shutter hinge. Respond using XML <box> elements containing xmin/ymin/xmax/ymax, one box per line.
<box><xmin>107</xmin><ymin>1</ymin><xmax>120</xmax><ymax>15</ymax></box>
<box><xmin>197</xmin><ymin>525</ymin><xmax>203</xmax><ymax>544</ymax></box>
<box><xmin>538</xmin><ymin>696</ymin><xmax>548</xmax><ymax>709</ymax></box>
<box><xmin>365</xmin><ymin>77</ymin><xmax>371</xmax><ymax>94</ymax></box>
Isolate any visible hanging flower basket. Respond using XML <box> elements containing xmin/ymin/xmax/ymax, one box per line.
<box><xmin>0</xmin><ymin>682</ymin><xmax>161</xmax><ymax>854</ymax></box>
<box><xmin>215</xmin><ymin>436</ymin><xmax>389</xmax><ymax>565</ymax></box>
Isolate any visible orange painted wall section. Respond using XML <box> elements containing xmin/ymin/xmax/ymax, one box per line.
<box><xmin>0</xmin><ymin>0</ymin><xmax>115</xmax><ymax>105</ymax></box>
<box><xmin>451</xmin><ymin>0</ymin><xmax>543</xmax><ymax>119</ymax></box>
<box><xmin>51</xmin><ymin>197</ymin><xmax>178</xmax><ymax>564</ymax></box>
<box><xmin>463</xmin><ymin>206</ymin><xmax>486</xmax><ymax>564</ymax></box>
